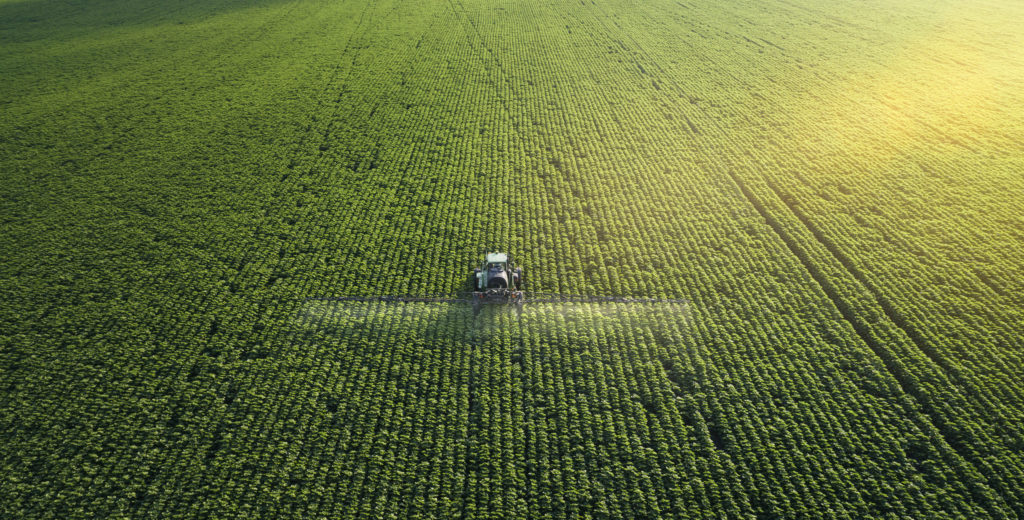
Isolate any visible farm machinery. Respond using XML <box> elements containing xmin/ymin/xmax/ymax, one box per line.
<box><xmin>311</xmin><ymin>251</ymin><xmax>687</xmax><ymax>310</ymax></box>
<box><xmin>472</xmin><ymin>252</ymin><xmax>524</xmax><ymax>307</ymax></box>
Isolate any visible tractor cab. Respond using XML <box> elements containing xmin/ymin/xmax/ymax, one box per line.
<box><xmin>473</xmin><ymin>252</ymin><xmax>522</xmax><ymax>293</ymax></box>
<box><xmin>485</xmin><ymin>252</ymin><xmax>508</xmax><ymax>265</ymax></box>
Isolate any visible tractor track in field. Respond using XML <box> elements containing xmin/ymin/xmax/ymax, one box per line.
<box><xmin>568</xmin><ymin>0</ymin><xmax>1024</xmax><ymax>508</ymax></box>
<box><xmin>575</xmin><ymin>2</ymin><xmax>1017</xmax><ymax>509</ymax></box>
<box><xmin>722</xmin><ymin>167</ymin><xmax>1016</xmax><ymax>514</ymax></box>
<box><xmin>757</xmin><ymin>177</ymin><xmax>954</xmax><ymax>373</ymax></box>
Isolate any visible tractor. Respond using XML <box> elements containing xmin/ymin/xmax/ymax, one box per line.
<box><xmin>473</xmin><ymin>252</ymin><xmax>524</xmax><ymax>307</ymax></box>
<box><xmin>310</xmin><ymin>251</ymin><xmax>686</xmax><ymax>309</ymax></box>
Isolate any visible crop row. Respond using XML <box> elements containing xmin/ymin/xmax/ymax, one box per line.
<box><xmin>2</xmin><ymin>0</ymin><xmax>1022</xmax><ymax>518</ymax></box>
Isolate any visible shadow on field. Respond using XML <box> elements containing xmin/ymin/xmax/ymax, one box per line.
<box><xmin>0</xmin><ymin>0</ymin><xmax>294</xmax><ymax>44</ymax></box>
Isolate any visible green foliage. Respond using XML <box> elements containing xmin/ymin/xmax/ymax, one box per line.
<box><xmin>1</xmin><ymin>0</ymin><xmax>1022</xmax><ymax>518</ymax></box>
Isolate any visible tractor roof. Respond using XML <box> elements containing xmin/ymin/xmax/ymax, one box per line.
<box><xmin>485</xmin><ymin>252</ymin><xmax>508</xmax><ymax>264</ymax></box>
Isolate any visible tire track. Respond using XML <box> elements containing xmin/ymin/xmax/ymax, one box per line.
<box><xmin>575</xmin><ymin>1</ymin><xmax>1019</xmax><ymax>512</ymax></box>
<box><xmin>721</xmin><ymin>167</ymin><xmax>1013</xmax><ymax>516</ymax></box>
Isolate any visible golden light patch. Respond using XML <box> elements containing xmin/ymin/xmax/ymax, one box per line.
<box><xmin>823</xmin><ymin>3</ymin><xmax>1024</xmax><ymax>162</ymax></box>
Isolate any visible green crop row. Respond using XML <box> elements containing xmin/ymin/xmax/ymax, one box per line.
<box><xmin>1</xmin><ymin>0</ymin><xmax>1022</xmax><ymax>518</ymax></box>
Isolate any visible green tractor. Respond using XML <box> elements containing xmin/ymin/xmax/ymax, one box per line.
<box><xmin>310</xmin><ymin>250</ymin><xmax>687</xmax><ymax>309</ymax></box>
<box><xmin>473</xmin><ymin>252</ymin><xmax>524</xmax><ymax>306</ymax></box>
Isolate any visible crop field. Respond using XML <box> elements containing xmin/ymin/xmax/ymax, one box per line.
<box><xmin>2</xmin><ymin>0</ymin><xmax>1023</xmax><ymax>518</ymax></box>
